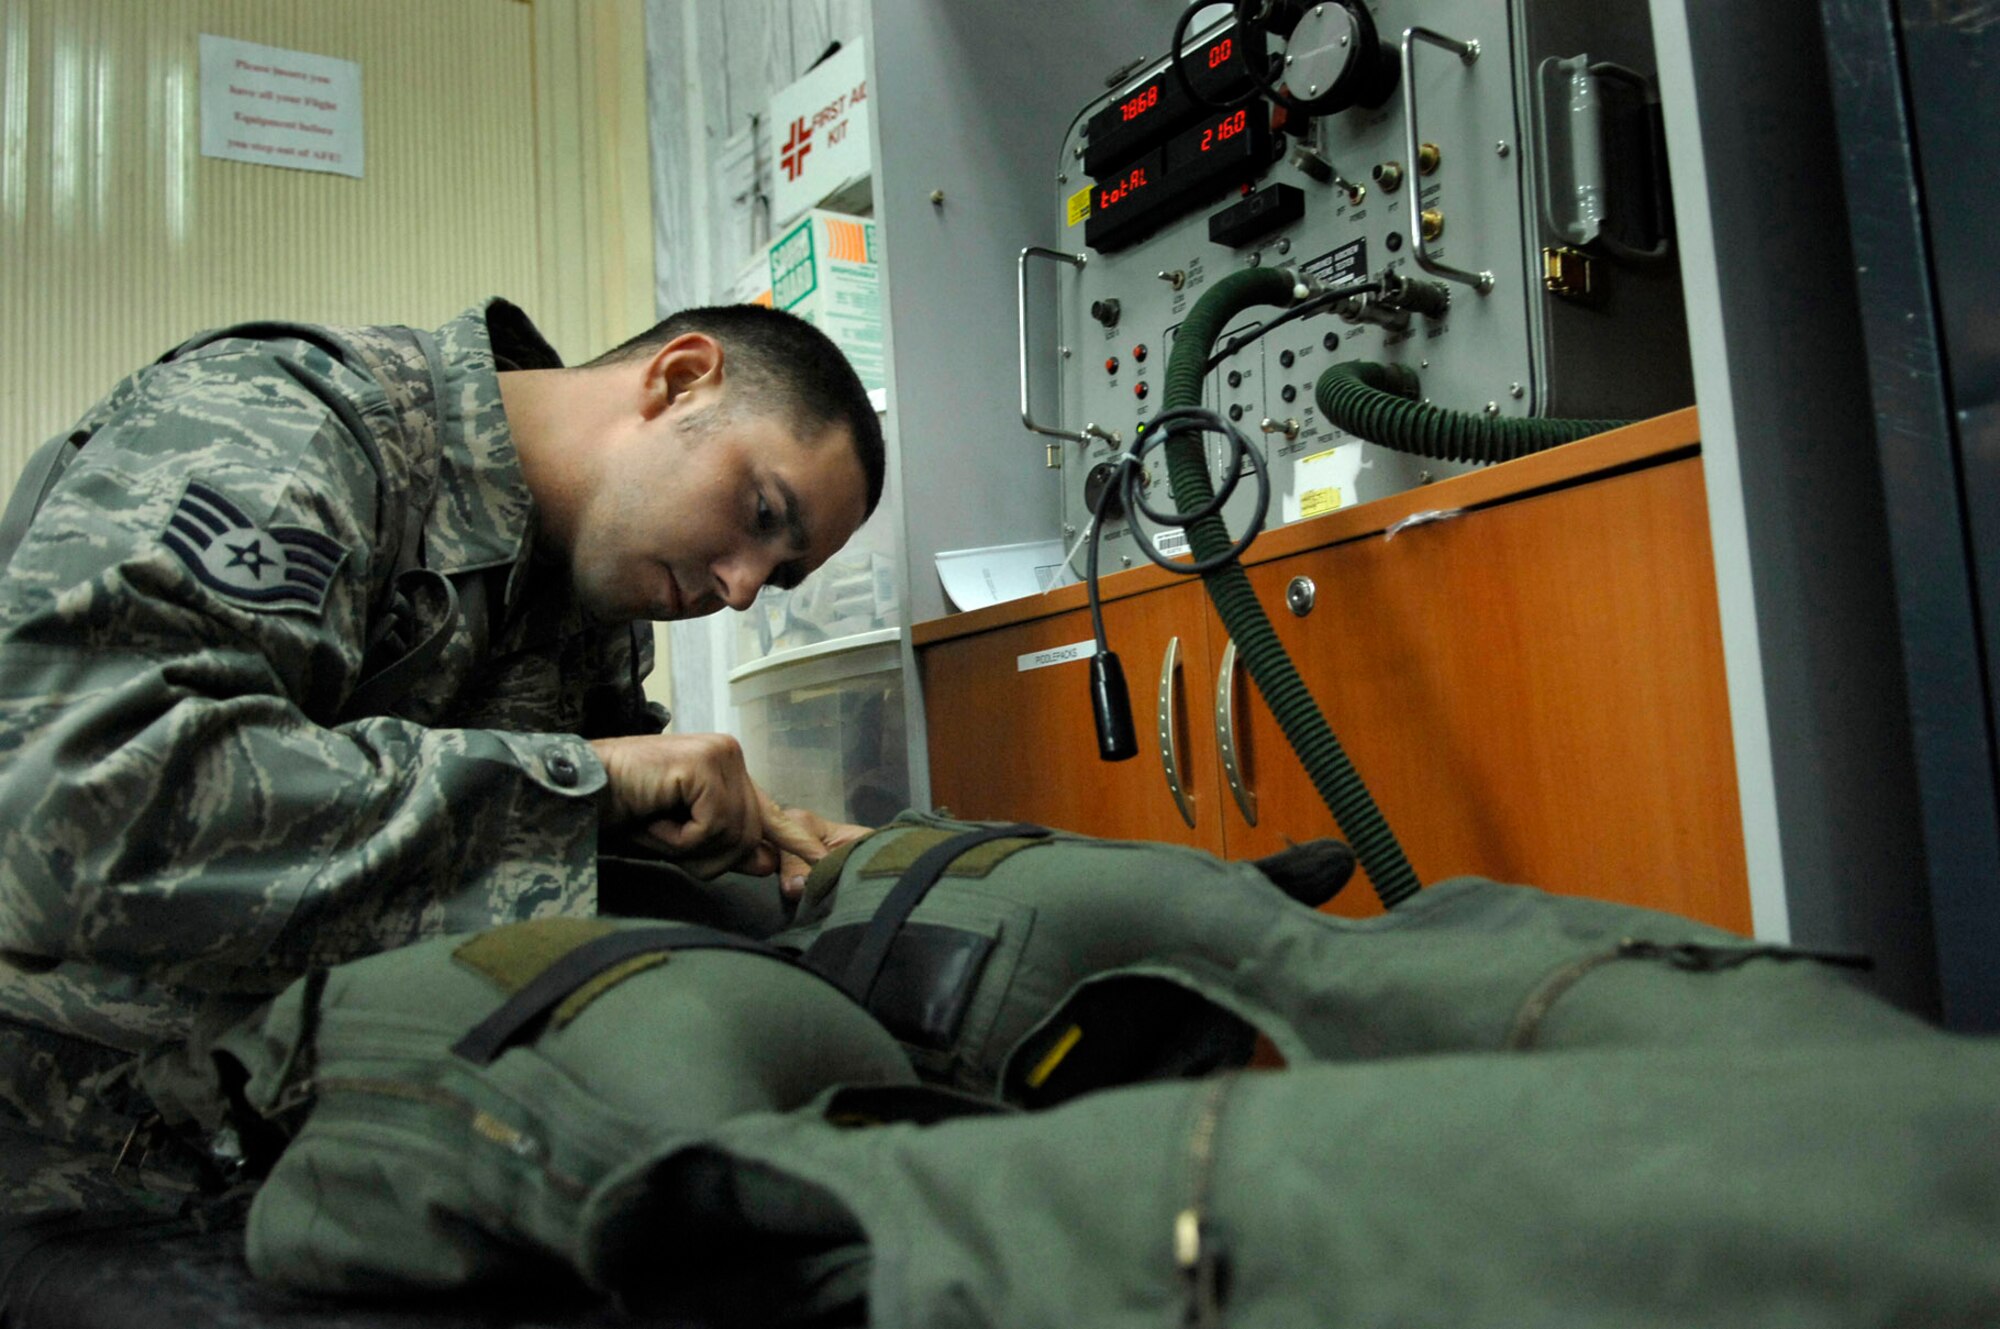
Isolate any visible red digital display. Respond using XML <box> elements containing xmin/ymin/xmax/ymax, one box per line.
<box><xmin>1096</xmin><ymin>163</ymin><xmax>1154</xmax><ymax>211</ymax></box>
<box><xmin>1198</xmin><ymin>108</ymin><xmax>1250</xmax><ymax>153</ymax></box>
<box><xmin>1082</xmin><ymin>21</ymin><xmax>1253</xmax><ymax>178</ymax></box>
<box><xmin>1120</xmin><ymin>82</ymin><xmax>1161</xmax><ymax>122</ymax></box>
<box><xmin>1084</xmin><ymin>147</ymin><xmax>1168</xmax><ymax>250</ymax></box>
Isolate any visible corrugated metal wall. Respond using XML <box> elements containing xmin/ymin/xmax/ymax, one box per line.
<box><xmin>0</xmin><ymin>0</ymin><xmax>654</xmax><ymax>486</ymax></box>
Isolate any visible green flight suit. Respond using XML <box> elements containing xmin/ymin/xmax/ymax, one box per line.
<box><xmin>227</xmin><ymin>814</ymin><xmax>1964</xmax><ymax>1315</ymax></box>
<box><xmin>580</xmin><ymin>1036</ymin><xmax>2000</xmax><ymax>1327</ymax></box>
<box><xmin>774</xmin><ymin>813</ymin><xmax>1923</xmax><ymax>1103</ymax></box>
<box><xmin>0</xmin><ymin>300</ymin><xmax>656</xmax><ymax>1211</ymax></box>
<box><xmin>218</xmin><ymin>916</ymin><xmax>915</xmax><ymax>1298</ymax></box>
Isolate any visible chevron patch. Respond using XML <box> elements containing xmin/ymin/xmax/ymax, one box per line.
<box><xmin>160</xmin><ymin>479</ymin><xmax>349</xmax><ymax>615</ymax></box>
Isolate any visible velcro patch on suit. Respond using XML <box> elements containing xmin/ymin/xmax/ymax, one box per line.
<box><xmin>857</xmin><ymin>828</ymin><xmax>1047</xmax><ymax>880</ymax></box>
<box><xmin>453</xmin><ymin>918</ymin><xmax>670</xmax><ymax>1029</ymax></box>
<box><xmin>799</xmin><ymin>833</ymin><xmax>875</xmax><ymax>912</ymax></box>
<box><xmin>160</xmin><ymin>478</ymin><xmax>350</xmax><ymax>615</ymax></box>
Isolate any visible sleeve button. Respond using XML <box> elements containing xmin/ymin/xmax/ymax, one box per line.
<box><xmin>546</xmin><ymin>752</ymin><xmax>580</xmax><ymax>787</ymax></box>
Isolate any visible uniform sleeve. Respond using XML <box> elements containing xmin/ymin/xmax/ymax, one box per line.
<box><xmin>0</xmin><ymin>342</ymin><xmax>605</xmax><ymax>993</ymax></box>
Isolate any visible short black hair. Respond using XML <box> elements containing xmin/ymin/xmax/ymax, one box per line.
<box><xmin>588</xmin><ymin>304</ymin><xmax>885</xmax><ymax>518</ymax></box>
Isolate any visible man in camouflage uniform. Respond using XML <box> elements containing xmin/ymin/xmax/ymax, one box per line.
<box><xmin>0</xmin><ymin>297</ymin><xmax>882</xmax><ymax>1212</ymax></box>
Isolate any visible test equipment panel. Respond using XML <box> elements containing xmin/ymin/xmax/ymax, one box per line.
<box><xmin>1022</xmin><ymin>0</ymin><xmax>1692</xmax><ymax>568</ymax></box>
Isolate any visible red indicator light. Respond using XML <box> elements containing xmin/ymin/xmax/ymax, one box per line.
<box><xmin>1134</xmin><ymin>381</ymin><xmax>1151</xmax><ymax>400</ymax></box>
<box><xmin>1133</xmin><ymin>344</ymin><xmax>1149</xmax><ymax>362</ymax></box>
<box><xmin>1105</xmin><ymin>356</ymin><xmax>1120</xmax><ymax>374</ymax></box>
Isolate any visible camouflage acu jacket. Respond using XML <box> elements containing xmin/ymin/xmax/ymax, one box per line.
<box><xmin>0</xmin><ymin>300</ymin><xmax>652</xmax><ymax>1152</ymax></box>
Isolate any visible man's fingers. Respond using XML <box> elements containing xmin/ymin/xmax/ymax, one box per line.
<box><xmin>778</xmin><ymin>849</ymin><xmax>813</xmax><ymax>900</ymax></box>
<box><xmin>643</xmin><ymin>819</ymin><xmax>779</xmax><ymax>879</ymax></box>
<box><xmin>757</xmin><ymin>794</ymin><xmax>828</xmax><ymax>866</ymax></box>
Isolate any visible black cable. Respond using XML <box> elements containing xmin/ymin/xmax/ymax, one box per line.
<box><xmin>1203</xmin><ymin>279</ymin><xmax>1380</xmax><ymax>372</ymax></box>
<box><xmin>1170</xmin><ymin>0</ymin><xmax>1268</xmax><ymax>113</ymax></box>
<box><xmin>1229</xmin><ymin>0</ymin><xmax>1316</xmax><ymax>118</ymax></box>
<box><xmin>1168</xmin><ymin>0</ymin><xmax>1248</xmax><ymax>113</ymax></box>
<box><xmin>1082</xmin><ymin>274</ymin><xmax>1368</xmax><ymax>764</ymax></box>
<box><xmin>1088</xmin><ymin>274</ymin><xmax>1378</xmax><ymax>643</ymax></box>
<box><xmin>1079</xmin><ymin>406</ymin><xmax>1271</xmax><ymax>765</ymax></box>
<box><xmin>1085</xmin><ymin>466</ymin><xmax>1123</xmax><ymax>654</ymax></box>
<box><xmin>1085</xmin><ymin>407</ymin><xmax>1272</xmax><ymax>656</ymax></box>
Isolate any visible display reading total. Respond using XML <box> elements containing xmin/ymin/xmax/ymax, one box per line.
<box><xmin>1120</xmin><ymin>83</ymin><xmax>1161</xmax><ymax>122</ymax></box>
<box><xmin>1097</xmin><ymin>163</ymin><xmax>1153</xmax><ymax>210</ymax></box>
<box><xmin>1207</xmin><ymin>37</ymin><xmax>1233</xmax><ymax>68</ymax></box>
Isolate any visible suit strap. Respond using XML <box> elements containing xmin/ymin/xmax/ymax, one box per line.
<box><xmin>839</xmin><ymin>824</ymin><xmax>1050</xmax><ymax>1007</ymax></box>
<box><xmin>451</xmin><ymin>925</ymin><xmax>841</xmax><ymax>1066</ymax></box>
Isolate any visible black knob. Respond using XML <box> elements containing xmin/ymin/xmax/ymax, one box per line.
<box><xmin>1091</xmin><ymin>299</ymin><xmax>1122</xmax><ymax>328</ymax></box>
<box><xmin>1227</xmin><ymin>370</ymin><xmax>1244</xmax><ymax>388</ymax></box>
<box><xmin>1084</xmin><ymin>461</ymin><xmax>1126</xmax><ymax>520</ymax></box>
<box><xmin>1228</xmin><ymin>404</ymin><xmax>1245</xmax><ymax>421</ymax></box>
<box><xmin>1279</xmin><ymin>350</ymin><xmax>1296</xmax><ymax>369</ymax></box>
<box><xmin>1323</xmin><ymin>331</ymin><xmax>1341</xmax><ymax>351</ymax></box>
<box><xmin>1281</xmin><ymin>384</ymin><xmax>1298</xmax><ymax>403</ymax></box>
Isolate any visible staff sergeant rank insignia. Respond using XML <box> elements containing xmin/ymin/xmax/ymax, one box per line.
<box><xmin>162</xmin><ymin>479</ymin><xmax>348</xmax><ymax>615</ymax></box>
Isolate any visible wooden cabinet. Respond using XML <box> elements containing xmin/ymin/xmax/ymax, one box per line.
<box><xmin>913</xmin><ymin>410</ymin><xmax>1752</xmax><ymax>933</ymax></box>
<box><xmin>918</xmin><ymin>581</ymin><xmax>1226</xmax><ymax>853</ymax></box>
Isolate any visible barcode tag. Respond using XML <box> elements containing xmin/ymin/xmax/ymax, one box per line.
<box><xmin>1153</xmin><ymin>529</ymin><xmax>1191</xmax><ymax>558</ymax></box>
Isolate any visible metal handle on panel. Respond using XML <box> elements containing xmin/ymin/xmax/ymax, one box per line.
<box><xmin>1400</xmin><ymin>27</ymin><xmax>1495</xmax><ymax>295</ymax></box>
<box><xmin>1215</xmin><ymin>639</ymin><xmax>1257</xmax><ymax>826</ymax></box>
<box><xmin>1157</xmin><ymin>635</ymin><xmax>1196</xmax><ymax>828</ymax></box>
<box><xmin>1018</xmin><ymin>245</ymin><xmax>1090</xmax><ymax>444</ymax></box>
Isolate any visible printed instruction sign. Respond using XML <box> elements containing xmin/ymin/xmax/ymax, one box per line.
<box><xmin>199</xmin><ymin>35</ymin><xmax>363</xmax><ymax>178</ymax></box>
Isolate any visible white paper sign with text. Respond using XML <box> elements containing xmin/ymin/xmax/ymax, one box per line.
<box><xmin>199</xmin><ymin>35</ymin><xmax>363</xmax><ymax>178</ymax></box>
<box><xmin>769</xmin><ymin>41</ymin><xmax>870</xmax><ymax>227</ymax></box>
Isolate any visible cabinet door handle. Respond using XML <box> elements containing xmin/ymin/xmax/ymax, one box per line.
<box><xmin>1156</xmin><ymin>636</ymin><xmax>1196</xmax><ymax>828</ymax></box>
<box><xmin>1215</xmin><ymin>639</ymin><xmax>1258</xmax><ymax>826</ymax></box>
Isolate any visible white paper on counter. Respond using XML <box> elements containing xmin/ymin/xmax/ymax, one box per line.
<box><xmin>1281</xmin><ymin>441</ymin><xmax>1364</xmax><ymax>524</ymax></box>
<box><xmin>935</xmin><ymin>539</ymin><xmax>1077</xmax><ymax>611</ymax></box>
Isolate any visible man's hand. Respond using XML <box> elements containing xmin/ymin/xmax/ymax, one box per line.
<box><xmin>774</xmin><ymin>808</ymin><xmax>874</xmax><ymax>900</ymax></box>
<box><xmin>588</xmin><ymin>733</ymin><xmax>825</xmax><ymax>879</ymax></box>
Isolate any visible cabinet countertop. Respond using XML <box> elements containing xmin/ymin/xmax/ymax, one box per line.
<box><xmin>912</xmin><ymin>407</ymin><xmax>1700</xmax><ymax>647</ymax></box>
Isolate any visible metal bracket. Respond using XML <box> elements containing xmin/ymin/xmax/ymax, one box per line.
<box><xmin>1018</xmin><ymin>245</ymin><xmax>1092</xmax><ymax>445</ymax></box>
<box><xmin>1400</xmin><ymin>27</ymin><xmax>1494</xmax><ymax>295</ymax></box>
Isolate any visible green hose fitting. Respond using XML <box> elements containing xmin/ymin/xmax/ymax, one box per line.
<box><xmin>1316</xmin><ymin>361</ymin><xmax>1632</xmax><ymax>463</ymax></box>
<box><xmin>1162</xmin><ymin>269</ymin><xmax>1422</xmax><ymax>909</ymax></box>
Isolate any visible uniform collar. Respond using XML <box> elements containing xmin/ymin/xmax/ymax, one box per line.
<box><xmin>423</xmin><ymin>299</ymin><xmax>557</xmax><ymax>605</ymax></box>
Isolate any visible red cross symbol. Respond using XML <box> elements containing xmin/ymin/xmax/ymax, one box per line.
<box><xmin>781</xmin><ymin>116</ymin><xmax>814</xmax><ymax>181</ymax></box>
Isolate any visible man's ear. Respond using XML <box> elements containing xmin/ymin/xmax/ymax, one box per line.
<box><xmin>639</xmin><ymin>333</ymin><xmax>724</xmax><ymax>421</ymax></box>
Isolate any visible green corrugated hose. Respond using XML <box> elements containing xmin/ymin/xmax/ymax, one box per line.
<box><xmin>1162</xmin><ymin>268</ymin><xmax>1422</xmax><ymax>909</ymax></box>
<box><xmin>1315</xmin><ymin>360</ymin><xmax>1633</xmax><ymax>461</ymax></box>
